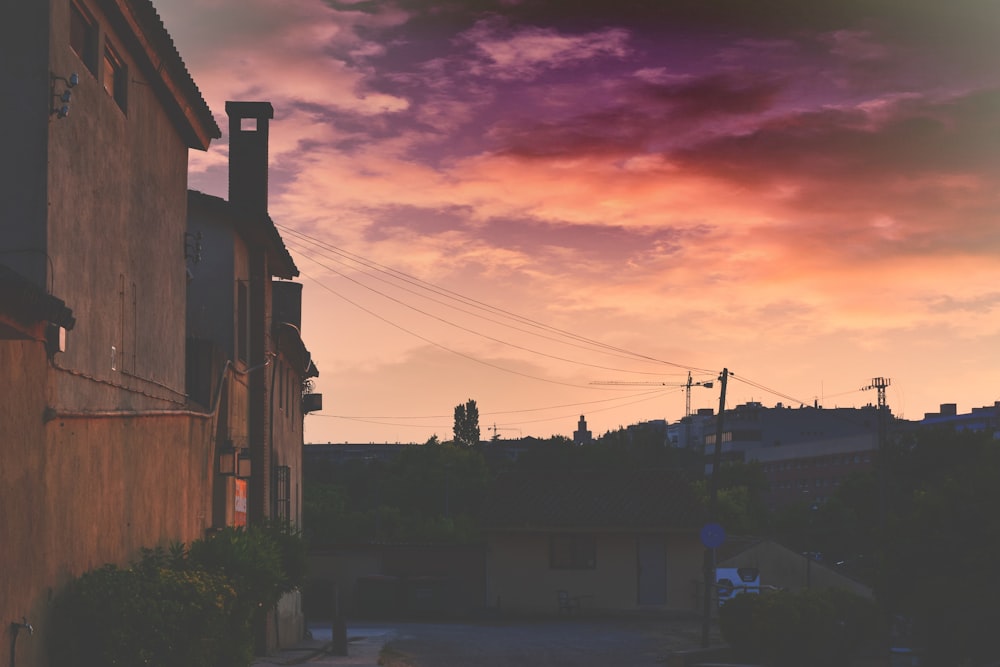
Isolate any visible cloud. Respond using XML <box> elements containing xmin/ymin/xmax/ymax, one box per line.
<box><xmin>456</xmin><ymin>16</ymin><xmax>631</xmax><ymax>81</ymax></box>
<box><xmin>156</xmin><ymin>0</ymin><xmax>410</xmax><ymax>117</ymax></box>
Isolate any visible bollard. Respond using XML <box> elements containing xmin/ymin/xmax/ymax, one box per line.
<box><xmin>330</xmin><ymin>615</ymin><xmax>348</xmax><ymax>656</ymax></box>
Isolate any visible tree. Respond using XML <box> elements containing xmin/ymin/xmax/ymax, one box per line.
<box><xmin>453</xmin><ymin>399</ymin><xmax>480</xmax><ymax>447</ymax></box>
<box><xmin>879</xmin><ymin>428</ymin><xmax>1000</xmax><ymax>664</ymax></box>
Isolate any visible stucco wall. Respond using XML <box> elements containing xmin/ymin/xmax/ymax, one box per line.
<box><xmin>45</xmin><ymin>0</ymin><xmax>191</xmax><ymax>412</ymax></box>
<box><xmin>1</xmin><ymin>348</ymin><xmax>216</xmax><ymax>667</ymax></box>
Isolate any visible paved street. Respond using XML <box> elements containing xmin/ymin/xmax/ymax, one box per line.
<box><xmin>327</xmin><ymin>614</ymin><xmax>721</xmax><ymax>667</ymax></box>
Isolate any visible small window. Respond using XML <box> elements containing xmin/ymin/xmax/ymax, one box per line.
<box><xmin>70</xmin><ymin>2</ymin><xmax>98</xmax><ymax>74</ymax></box>
<box><xmin>277</xmin><ymin>361</ymin><xmax>285</xmax><ymax>410</ymax></box>
<box><xmin>550</xmin><ymin>534</ymin><xmax>596</xmax><ymax>570</ymax></box>
<box><xmin>103</xmin><ymin>43</ymin><xmax>127</xmax><ymax>111</ymax></box>
<box><xmin>275</xmin><ymin>465</ymin><xmax>291</xmax><ymax>522</ymax></box>
<box><xmin>236</xmin><ymin>282</ymin><xmax>248</xmax><ymax>363</ymax></box>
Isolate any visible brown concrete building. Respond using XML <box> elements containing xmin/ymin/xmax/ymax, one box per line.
<box><xmin>186</xmin><ymin>101</ymin><xmax>320</xmax><ymax>650</ymax></box>
<box><xmin>1</xmin><ymin>2</ymin><xmax>221</xmax><ymax>665</ymax></box>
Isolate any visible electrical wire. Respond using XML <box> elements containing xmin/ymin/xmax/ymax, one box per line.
<box><xmin>286</xmin><ymin>238</ymin><xmax>687</xmax><ymax>377</ymax></box>
<box><xmin>279</xmin><ymin>224</ymin><xmax>715</xmax><ymax>374</ymax></box>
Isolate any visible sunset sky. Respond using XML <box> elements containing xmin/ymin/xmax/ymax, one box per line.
<box><xmin>156</xmin><ymin>0</ymin><xmax>1000</xmax><ymax>444</ymax></box>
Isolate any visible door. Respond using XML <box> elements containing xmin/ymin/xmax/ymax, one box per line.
<box><xmin>637</xmin><ymin>534</ymin><xmax>667</xmax><ymax>605</ymax></box>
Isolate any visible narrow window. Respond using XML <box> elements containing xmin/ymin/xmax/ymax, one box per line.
<box><xmin>103</xmin><ymin>43</ymin><xmax>127</xmax><ymax>111</ymax></box>
<box><xmin>236</xmin><ymin>281</ymin><xmax>248</xmax><ymax>363</ymax></box>
<box><xmin>275</xmin><ymin>465</ymin><xmax>291</xmax><ymax>522</ymax></box>
<box><xmin>69</xmin><ymin>2</ymin><xmax>98</xmax><ymax>74</ymax></box>
<box><xmin>278</xmin><ymin>360</ymin><xmax>285</xmax><ymax>410</ymax></box>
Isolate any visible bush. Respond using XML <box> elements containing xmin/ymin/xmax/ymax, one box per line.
<box><xmin>719</xmin><ymin>588</ymin><xmax>882</xmax><ymax>667</ymax></box>
<box><xmin>48</xmin><ymin>563</ymin><xmax>237</xmax><ymax>667</ymax></box>
<box><xmin>48</xmin><ymin>527</ymin><xmax>307</xmax><ymax>667</ymax></box>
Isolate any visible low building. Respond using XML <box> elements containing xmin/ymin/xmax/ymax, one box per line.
<box><xmin>483</xmin><ymin>468</ymin><xmax>706</xmax><ymax>614</ymax></box>
<box><xmin>717</xmin><ymin>538</ymin><xmax>872</xmax><ymax>599</ymax></box>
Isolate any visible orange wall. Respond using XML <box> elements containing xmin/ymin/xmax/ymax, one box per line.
<box><xmin>1</xmin><ymin>340</ymin><xmax>215</xmax><ymax>667</ymax></box>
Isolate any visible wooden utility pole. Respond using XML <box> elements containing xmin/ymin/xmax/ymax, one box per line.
<box><xmin>701</xmin><ymin>368</ymin><xmax>729</xmax><ymax>649</ymax></box>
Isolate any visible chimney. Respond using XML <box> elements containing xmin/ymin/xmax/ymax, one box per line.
<box><xmin>226</xmin><ymin>101</ymin><xmax>274</xmax><ymax>214</ymax></box>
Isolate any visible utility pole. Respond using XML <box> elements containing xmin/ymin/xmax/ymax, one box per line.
<box><xmin>701</xmin><ymin>368</ymin><xmax>729</xmax><ymax>649</ymax></box>
<box><xmin>862</xmin><ymin>377</ymin><xmax>891</xmax><ymax>528</ymax></box>
<box><xmin>862</xmin><ymin>376</ymin><xmax>891</xmax><ymax>653</ymax></box>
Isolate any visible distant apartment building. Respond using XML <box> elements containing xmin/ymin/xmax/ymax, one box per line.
<box><xmin>686</xmin><ymin>402</ymin><xmax>883</xmax><ymax>507</ymax></box>
<box><xmin>918</xmin><ymin>401</ymin><xmax>1000</xmax><ymax>437</ymax></box>
<box><xmin>305</xmin><ymin>442</ymin><xmax>414</xmax><ymax>466</ymax></box>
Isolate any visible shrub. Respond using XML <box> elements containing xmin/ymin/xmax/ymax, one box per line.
<box><xmin>188</xmin><ymin>525</ymin><xmax>284</xmax><ymax>611</ymax></box>
<box><xmin>48</xmin><ymin>563</ymin><xmax>237</xmax><ymax>667</ymax></box>
<box><xmin>719</xmin><ymin>588</ymin><xmax>882</xmax><ymax>667</ymax></box>
<box><xmin>48</xmin><ymin>527</ymin><xmax>307</xmax><ymax>667</ymax></box>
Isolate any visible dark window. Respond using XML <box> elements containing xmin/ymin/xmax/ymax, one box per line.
<box><xmin>69</xmin><ymin>2</ymin><xmax>98</xmax><ymax>74</ymax></box>
<box><xmin>275</xmin><ymin>465</ymin><xmax>290</xmax><ymax>522</ymax></box>
<box><xmin>103</xmin><ymin>43</ymin><xmax>127</xmax><ymax>111</ymax></box>
<box><xmin>550</xmin><ymin>534</ymin><xmax>596</xmax><ymax>570</ymax></box>
<box><xmin>236</xmin><ymin>281</ymin><xmax>248</xmax><ymax>363</ymax></box>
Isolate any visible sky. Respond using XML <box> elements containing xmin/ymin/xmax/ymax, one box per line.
<box><xmin>155</xmin><ymin>0</ymin><xmax>1000</xmax><ymax>444</ymax></box>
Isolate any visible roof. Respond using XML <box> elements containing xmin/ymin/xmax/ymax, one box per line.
<box><xmin>188</xmin><ymin>190</ymin><xmax>298</xmax><ymax>278</ymax></box>
<box><xmin>107</xmin><ymin>0</ymin><xmax>220</xmax><ymax>149</ymax></box>
<box><xmin>484</xmin><ymin>468</ymin><xmax>706</xmax><ymax>533</ymax></box>
<box><xmin>0</xmin><ymin>263</ymin><xmax>76</xmax><ymax>331</ymax></box>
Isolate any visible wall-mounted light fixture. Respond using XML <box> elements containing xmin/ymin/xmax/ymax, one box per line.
<box><xmin>219</xmin><ymin>443</ymin><xmax>238</xmax><ymax>476</ymax></box>
<box><xmin>219</xmin><ymin>444</ymin><xmax>252</xmax><ymax>478</ymax></box>
<box><xmin>237</xmin><ymin>450</ymin><xmax>252</xmax><ymax>479</ymax></box>
<box><xmin>50</xmin><ymin>72</ymin><xmax>79</xmax><ymax>119</ymax></box>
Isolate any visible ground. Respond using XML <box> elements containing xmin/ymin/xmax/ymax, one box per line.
<box><xmin>370</xmin><ymin>614</ymin><xmax>722</xmax><ymax>667</ymax></box>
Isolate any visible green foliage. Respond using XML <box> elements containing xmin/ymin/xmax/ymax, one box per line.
<box><xmin>188</xmin><ymin>525</ymin><xmax>287</xmax><ymax>612</ymax></box>
<box><xmin>303</xmin><ymin>442</ymin><xmax>489</xmax><ymax>545</ymax></box>
<box><xmin>691</xmin><ymin>462</ymin><xmax>770</xmax><ymax>535</ymax></box>
<box><xmin>49</xmin><ymin>526</ymin><xmax>306</xmax><ymax>667</ymax></box>
<box><xmin>48</xmin><ymin>561</ymin><xmax>238</xmax><ymax>667</ymax></box>
<box><xmin>719</xmin><ymin>588</ymin><xmax>882</xmax><ymax>667</ymax></box>
<box><xmin>882</xmin><ymin>428</ymin><xmax>1000</xmax><ymax>664</ymax></box>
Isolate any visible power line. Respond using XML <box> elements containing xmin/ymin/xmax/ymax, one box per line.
<box><xmin>294</xmin><ymin>265</ymin><xmax>604</xmax><ymax>390</ymax></box>
<box><xmin>287</xmin><ymin>239</ymin><xmax>690</xmax><ymax>377</ymax></box>
<box><xmin>279</xmin><ymin>224</ymin><xmax>714</xmax><ymax>374</ymax></box>
<box><xmin>308</xmin><ymin>387</ymin><xmax>670</xmax><ymax>421</ymax></box>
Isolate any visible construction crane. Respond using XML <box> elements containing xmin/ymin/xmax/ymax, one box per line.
<box><xmin>590</xmin><ymin>372</ymin><xmax>714</xmax><ymax>418</ymax></box>
<box><xmin>488</xmin><ymin>424</ymin><xmax>521</xmax><ymax>441</ymax></box>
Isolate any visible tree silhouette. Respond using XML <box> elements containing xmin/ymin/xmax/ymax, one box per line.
<box><xmin>453</xmin><ymin>399</ymin><xmax>480</xmax><ymax>447</ymax></box>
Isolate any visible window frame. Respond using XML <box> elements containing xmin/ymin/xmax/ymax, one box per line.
<box><xmin>236</xmin><ymin>281</ymin><xmax>249</xmax><ymax>364</ymax></box>
<box><xmin>69</xmin><ymin>1</ymin><xmax>98</xmax><ymax>75</ymax></box>
<box><xmin>549</xmin><ymin>533</ymin><xmax>596</xmax><ymax>570</ymax></box>
<box><xmin>102</xmin><ymin>41</ymin><xmax>128</xmax><ymax>112</ymax></box>
<box><xmin>274</xmin><ymin>465</ymin><xmax>291</xmax><ymax>522</ymax></box>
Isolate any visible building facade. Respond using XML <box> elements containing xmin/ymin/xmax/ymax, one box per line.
<box><xmin>186</xmin><ymin>101</ymin><xmax>319</xmax><ymax>650</ymax></box>
<box><xmin>691</xmin><ymin>402</ymin><xmax>883</xmax><ymax>507</ymax></box>
<box><xmin>1</xmin><ymin>1</ymin><xmax>220</xmax><ymax>665</ymax></box>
